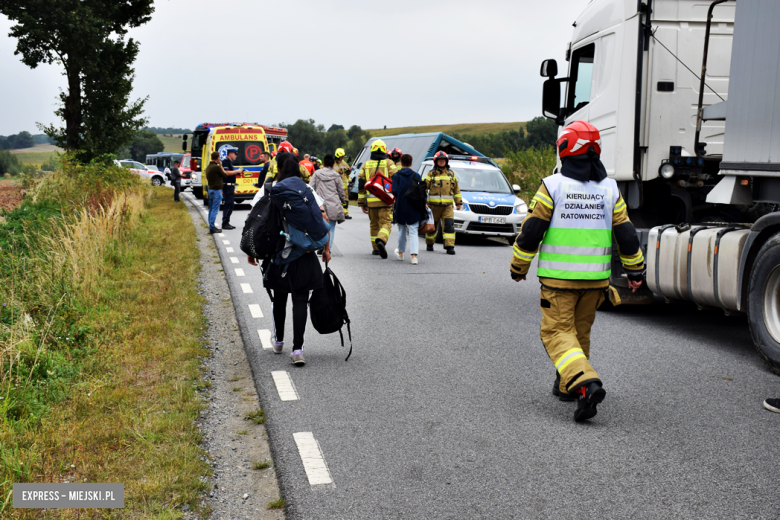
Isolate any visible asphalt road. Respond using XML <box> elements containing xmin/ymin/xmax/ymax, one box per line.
<box><xmin>183</xmin><ymin>191</ymin><xmax>780</xmax><ymax>519</ymax></box>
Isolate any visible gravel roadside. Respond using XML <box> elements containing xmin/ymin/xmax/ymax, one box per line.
<box><xmin>185</xmin><ymin>198</ymin><xmax>286</xmax><ymax>520</ymax></box>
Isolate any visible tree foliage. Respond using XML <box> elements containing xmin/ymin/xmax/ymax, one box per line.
<box><xmin>0</xmin><ymin>0</ymin><xmax>155</xmax><ymax>162</ymax></box>
<box><xmin>117</xmin><ymin>130</ymin><xmax>164</xmax><ymax>162</ymax></box>
<box><xmin>0</xmin><ymin>131</ymin><xmax>35</xmax><ymax>150</ymax></box>
<box><xmin>451</xmin><ymin>117</ymin><xmax>559</xmax><ymax>158</ymax></box>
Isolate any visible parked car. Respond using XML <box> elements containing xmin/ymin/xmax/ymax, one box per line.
<box><xmin>116</xmin><ymin>160</ymin><xmax>166</xmax><ymax>186</ymax></box>
<box><xmin>418</xmin><ymin>155</ymin><xmax>527</xmax><ymax>243</ymax></box>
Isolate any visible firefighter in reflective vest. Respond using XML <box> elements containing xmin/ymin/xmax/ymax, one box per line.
<box><xmin>425</xmin><ymin>151</ymin><xmax>462</xmax><ymax>255</ymax></box>
<box><xmin>389</xmin><ymin>147</ymin><xmax>402</xmax><ymax>172</ymax></box>
<box><xmin>510</xmin><ymin>121</ymin><xmax>645</xmax><ymax>422</ymax></box>
<box><xmin>264</xmin><ymin>141</ymin><xmax>310</xmax><ymax>182</ymax></box>
<box><xmin>334</xmin><ymin>148</ymin><xmax>352</xmax><ymax>219</ymax></box>
<box><xmin>358</xmin><ymin>139</ymin><xmax>395</xmax><ymax>258</ymax></box>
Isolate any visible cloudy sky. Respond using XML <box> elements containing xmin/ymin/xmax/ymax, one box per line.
<box><xmin>0</xmin><ymin>0</ymin><xmax>587</xmax><ymax>136</ymax></box>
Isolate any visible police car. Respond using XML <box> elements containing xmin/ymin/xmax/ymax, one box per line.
<box><xmin>419</xmin><ymin>155</ymin><xmax>527</xmax><ymax>242</ymax></box>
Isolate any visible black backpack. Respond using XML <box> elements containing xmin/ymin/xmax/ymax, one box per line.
<box><xmin>240</xmin><ymin>183</ymin><xmax>285</xmax><ymax>260</ymax></box>
<box><xmin>404</xmin><ymin>175</ymin><xmax>428</xmax><ymax>217</ymax></box>
<box><xmin>309</xmin><ymin>267</ymin><xmax>352</xmax><ymax>361</ymax></box>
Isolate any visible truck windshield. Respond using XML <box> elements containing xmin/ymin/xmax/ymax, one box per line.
<box><xmin>567</xmin><ymin>43</ymin><xmax>594</xmax><ymax>115</ymax></box>
<box><xmin>216</xmin><ymin>141</ymin><xmax>266</xmax><ymax>166</ymax></box>
<box><xmin>181</xmin><ymin>155</ymin><xmax>191</xmax><ymax>168</ymax></box>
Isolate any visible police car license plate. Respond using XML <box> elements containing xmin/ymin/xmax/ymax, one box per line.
<box><xmin>479</xmin><ymin>216</ymin><xmax>506</xmax><ymax>224</ymax></box>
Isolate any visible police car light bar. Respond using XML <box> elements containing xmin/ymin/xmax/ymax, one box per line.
<box><xmin>447</xmin><ymin>155</ymin><xmax>493</xmax><ymax>164</ymax></box>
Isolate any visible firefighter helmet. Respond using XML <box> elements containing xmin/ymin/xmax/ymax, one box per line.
<box><xmin>293</xmin><ymin>147</ymin><xmax>299</xmax><ymax>157</ymax></box>
<box><xmin>335</xmin><ymin>148</ymin><xmax>346</xmax><ymax>158</ymax></box>
<box><xmin>370</xmin><ymin>139</ymin><xmax>387</xmax><ymax>154</ymax></box>
<box><xmin>556</xmin><ymin>120</ymin><xmax>602</xmax><ymax>158</ymax></box>
<box><xmin>391</xmin><ymin>147</ymin><xmax>402</xmax><ymax>158</ymax></box>
<box><xmin>278</xmin><ymin>140</ymin><xmax>294</xmax><ymax>153</ymax></box>
<box><xmin>433</xmin><ymin>151</ymin><xmax>449</xmax><ymax>167</ymax></box>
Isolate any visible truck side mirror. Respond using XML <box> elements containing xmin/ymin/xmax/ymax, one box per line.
<box><xmin>542</xmin><ymin>79</ymin><xmax>561</xmax><ymax>120</ymax></box>
<box><xmin>540</xmin><ymin>59</ymin><xmax>558</xmax><ymax>78</ymax></box>
<box><xmin>182</xmin><ymin>134</ymin><xmax>188</xmax><ymax>152</ymax></box>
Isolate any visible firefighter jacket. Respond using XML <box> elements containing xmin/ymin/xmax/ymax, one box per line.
<box><xmin>334</xmin><ymin>159</ymin><xmax>351</xmax><ymax>187</ymax></box>
<box><xmin>510</xmin><ymin>175</ymin><xmax>645</xmax><ymax>290</ymax></box>
<box><xmin>425</xmin><ymin>166</ymin><xmax>462</xmax><ymax>206</ymax></box>
<box><xmin>357</xmin><ymin>155</ymin><xmax>395</xmax><ymax>208</ymax></box>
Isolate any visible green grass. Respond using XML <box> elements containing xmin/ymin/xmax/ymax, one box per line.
<box><xmin>159</xmin><ymin>135</ymin><xmax>187</xmax><ymax>153</ymax></box>
<box><xmin>267</xmin><ymin>497</ymin><xmax>285</xmax><ymax>510</ymax></box>
<box><xmin>12</xmin><ymin>150</ymin><xmax>58</xmax><ymax>167</ymax></box>
<box><xmin>368</xmin><ymin>122</ymin><xmax>526</xmax><ymax>138</ymax></box>
<box><xmin>252</xmin><ymin>459</ymin><xmax>272</xmax><ymax>470</ymax></box>
<box><xmin>244</xmin><ymin>409</ymin><xmax>266</xmax><ymax>425</ymax></box>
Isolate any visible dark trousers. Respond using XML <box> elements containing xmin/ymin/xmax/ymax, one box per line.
<box><xmin>222</xmin><ymin>184</ymin><xmax>235</xmax><ymax>226</ymax></box>
<box><xmin>173</xmin><ymin>181</ymin><xmax>181</xmax><ymax>201</ymax></box>
<box><xmin>272</xmin><ymin>290</ymin><xmax>309</xmax><ymax>351</ymax></box>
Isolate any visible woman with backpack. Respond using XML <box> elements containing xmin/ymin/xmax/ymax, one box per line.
<box><xmin>246</xmin><ymin>153</ymin><xmax>330</xmax><ymax>366</ymax></box>
<box><xmin>391</xmin><ymin>154</ymin><xmax>426</xmax><ymax>265</ymax></box>
<box><xmin>309</xmin><ymin>154</ymin><xmax>346</xmax><ymax>249</ymax></box>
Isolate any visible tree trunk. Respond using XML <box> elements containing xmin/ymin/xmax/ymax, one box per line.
<box><xmin>64</xmin><ymin>68</ymin><xmax>82</xmax><ymax>151</ymax></box>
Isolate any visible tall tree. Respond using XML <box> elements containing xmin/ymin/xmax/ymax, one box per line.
<box><xmin>0</xmin><ymin>0</ymin><xmax>154</xmax><ymax>161</ymax></box>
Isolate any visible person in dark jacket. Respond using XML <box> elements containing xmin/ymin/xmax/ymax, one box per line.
<box><xmin>391</xmin><ymin>154</ymin><xmax>424</xmax><ymax>265</ymax></box>
<box><xmin>247</xmin><ymin>155</ymin><xmax>330</xmax><ymax>366</ymax></box>
<box><xmin>220</xmin><ymin>147</ymin><xmax>243</xmax><ymax>230</ymax></box>
<box><xmin>170</xmin><ymin>160</ymin><xmax>182</xmax><ymax>202</ymax></box>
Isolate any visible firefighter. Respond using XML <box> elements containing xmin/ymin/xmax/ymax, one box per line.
<box><xmin>265</xmin><ymin>141</ymin><xmax>294</xmax><ymax>181</ymax></box>
<box><xmin>389</xmin><ymin>147</ymin><xmax>403</xmax><ymax>171</ymax></box>
<box><xmin>510</xmin><ymin>120</ymin><xmax>645</xmax><ymax>422</ymax></box>
<box><xmin>357</xmin><ymin>139</ymin><xmax>394</xmax><ymax>258</ymax></box>
<box><xmin>425</xmin><ymin>151</ymin><xmax>462</xmax><ymax>255</ymax></box>
<box><xmin>334</xmin><ymin>148</ymin><xmax>352</xmax><ymax>219</ymax></box>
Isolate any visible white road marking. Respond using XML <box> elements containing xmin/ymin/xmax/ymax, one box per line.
<box><xmin>241</xmin><ymin>283</ymin><xmax>253</xmax><ymax>294</ymax></box>
<box><xmin>235</xmin><ymin>268</ymin><xmax>245</xmax><ymax>277</ymax></box>
<box><xmin>222</xmin><ymin>240</ymin><xmax>230</xmax><ymax>245</ymax></box>
<box><xmin>218</xmin><ymin>233</ymin><xmax>225</xmax><ymax>237</ymax></box>
<box><xmin>271</xmin><ymin>371</ymin><xmax>299</xmax><ymax>401</ymax></box>
<box><xmin>248</xmin><ymin>304</ymin><xmax>263</xmax><ymax>318</ymax></box>
<box><xmin>226</xmin><ymin>247</ymin><xmax>234</xmax><ymax>253</ymax></box>
<box><xmin>293</xmin><ymin>432</ymin><xmax>334</xmax><ymax>487</ymax></box>
<box><xmin>230</xmin><ymin>257</ymin><xmax>239</xmax><ymax>264</ymax></box>
<box><xmin>258</xmin><ymin>329</ymin><xmax>272</xmax><ymax>349</ymax></box>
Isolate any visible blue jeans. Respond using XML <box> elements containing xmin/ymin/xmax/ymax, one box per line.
<box><xmin>396</xmin><ymin>221</ymin><xmax>420</xmax><ymax>255</ymax></box>
<box><xmin>326</xmin><ymin>220</ymin><xmax>337</xmax><ymax>249</ymax></box>
<box><xmin>208</xmin><ymin>189</ymin><xmax>223</xmax><ymax>229</ymax></box>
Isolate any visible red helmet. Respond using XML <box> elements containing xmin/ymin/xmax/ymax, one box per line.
<box><xmin>391</xmin><ymin>147</ymin><xmax>402</xmax><ymax>157</ymax></box>
<box><xmin>270</xmin><ymin>150</ymin><xmax>277</xmax><ymax>158</ymax></box>
<box><xmin>278</xmin><ymin>141</ymin><xmax>294</xmax><ymax>154</ymax></box>
<box><xmin>556</xmin><ymin>120</ymin><xmax>602</xmax><ymax>158</ymax></box>
<box><xmin>433</xmin><ymin>151</ymin><xmax>449</xmax><ymax>167</ymax></box>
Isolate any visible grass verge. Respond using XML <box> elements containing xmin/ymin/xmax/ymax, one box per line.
<box><xmin>1</xmin><ymin>180</ymin><xmax>211</xmax><ymax>518</ymax></box>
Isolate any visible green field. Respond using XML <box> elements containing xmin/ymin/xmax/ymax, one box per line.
<box><xmin>12</xmin><ymin>149</ymin><xmax>59</xmax><ymax>166</ymax></box>
<box><xmin>160</xmin><ymin>134</ymin><xmax>187</xmax><ymax>153</ymax></box>
<box><xmin>367</xmin><ymin>122</ymin><xmax>526</xmax><ymax>138</ymax></box>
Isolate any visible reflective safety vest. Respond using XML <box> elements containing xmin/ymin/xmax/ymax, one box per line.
<box><xmin>265</xmin><ymin>159</ymin><xmax>279</xmax><ymax>181</ymax></box>
<box><xmin>424</xmin><ymin>167</ymin><xmax>462</xmax><ymax>205</ymax></box>
<box><xmin>537</xmin><ymin>173</ymin><xmax>619</xmax><ymax>281</ymax></box>
<box><xmin>334</xmin><ymin>160</ymin><xmax>350</xmax><ymax>187</ymax></box>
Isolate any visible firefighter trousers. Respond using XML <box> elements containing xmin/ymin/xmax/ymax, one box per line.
<box><xmin>539</xmin><ymin>287</ymin><xmax>605</xmax><ymax>394</ymax></box>
<box><xmin>342</xmin><ymin>181</ymin><xmax>350</xmax><ymax>216</ymax></box>
<box><xmin>425</xmin><ymin>204</ymin><xmax>455</xmax><ymax>247</ymax></box>
<box><xmin>368</xmin><ymin>206</ymin><xmax>392</xmax><ymax>250</ymax></box>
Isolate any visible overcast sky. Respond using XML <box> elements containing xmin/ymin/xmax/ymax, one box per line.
<box><xmin>0</xmin><ymin>0</ymin><xmax>587</xmax><ymax>136</ymax></box>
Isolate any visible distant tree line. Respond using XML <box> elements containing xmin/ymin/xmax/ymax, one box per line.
<box><xmin>0</xmin><ymin>132</ymin><xmax>58</xmax><ymax>150</ymax></box>
<box><xmin>143</xmin><ymin>126</ymin><xmax>192</xmax><ymax>135</ymax></box>
<box><xmin>284</xmin><ymin>120</ymin><xmax>370</xmax><ymax>161</ymax></box>
<box><xmin>117</xmin><ymin>129</ymin><xmax>164</xmax><ymax>162</ymax></box>
<box><xmin>450</xmin><ymin>117</ymin><xmax>559</xmax><ymax>158</ymax></box>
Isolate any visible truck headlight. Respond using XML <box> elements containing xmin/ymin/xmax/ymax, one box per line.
<box><xmin>659</xmin><ymin>163</ymin><xmax>676</xmax><ymax>179</ymax></box>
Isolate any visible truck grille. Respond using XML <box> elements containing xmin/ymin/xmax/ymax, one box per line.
<box><xmin>468</xmin><ymin>204</ymin><xmax>513</xmax><ymax>215</ymax></box>
<box><xmin>467</xmin><ymin>222</ymin><xmax>515</xmax><ymax>233</ymax></box>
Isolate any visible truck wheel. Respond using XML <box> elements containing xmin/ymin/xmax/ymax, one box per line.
<box><xmin>748</xmin><ymin>231</ymin><xmax>780</xmax><ymax>375</ymax></box>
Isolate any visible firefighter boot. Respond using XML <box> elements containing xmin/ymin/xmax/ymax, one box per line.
<box><xmin>427</xmin><ymin>244</ymin><xmax>434</xmax><ymax>252</ymax></box>
<box><xmin>573</xmin><ymin>381</ymin><xmax>606</xmax><ymax>422</ymax></box>
<box><xmin>553</xmin><ymin>372</ymin><xmax>576</xmax><ymax>401</ymax></box>
<box><xmin>375</xmin><ymin>239</ymin><xmax>388</xmax><ymax>259</ymax></box>
<box><xmin>446</xmin><ymin>246</ymin><xmax>456</xmax><ymax>255</ymax></box>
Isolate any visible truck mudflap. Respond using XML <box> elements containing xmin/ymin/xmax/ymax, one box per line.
<box><xmin>646</xmin><ymin>224</ymin><xmax>751</xmax><ymax>312</ymax></box>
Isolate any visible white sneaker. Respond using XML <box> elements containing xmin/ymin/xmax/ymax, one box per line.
<box><xmin>411</xmin><ymin>256</ymin><xmax>418</xmax><ymax>265</ymax></box>
<box><xmin>394</xmin><ymin>248</ymin><xmax>403</xmax><ymax>261</ymax></box>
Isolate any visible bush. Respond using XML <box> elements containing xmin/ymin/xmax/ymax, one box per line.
<box><xmin>500</xmin><ymin>146</ymin><xmax>557</xmax><ymax>201</ymax></box>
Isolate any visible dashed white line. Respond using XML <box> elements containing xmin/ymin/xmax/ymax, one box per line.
<box><xmin>230</xmin><ymin>257</ymin><xmax>239</xmax><ymax>264</ymax></box>
<box><xmin>235</xmin><ymin>268</ymin><xmax>245</xmax><ymax>277</ymax></box>
<box><xmin>293</xmin><ymin>432</ymin><xmax>334</xmax><ymax>487</ymax></box>
<box><xmin>248</xmin><ymin>304</ymin><xmax>263</xmax><ymax>318</ymax></box>
<box><xmin>258</xmin><ymin>329</ymin><xmax>272</xmax><ymax>349</ymax></box>
<box><xmin>271</xmin><ymin>371</ymin><xmax>299</xmax><ymax>401</ymax></box>
<box><xmin>226</xmin><ymin>247</ymin><xmax>234</xmax><ymax>253</ymax></box>
<box><xmin>241</xmin><ymin>283</ymin><xmax>253</xmax><ymax>294</ymax></box>
<box><xmin>218</xmin><ymin>233</ymin><xmax>225</xmax><ymax>237</ymax></box>
<box><xmin>222</xmin><ymin>240</ymin><xmax>230</xmax><ymax>245</ymax></box>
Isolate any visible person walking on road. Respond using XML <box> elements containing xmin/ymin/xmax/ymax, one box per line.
<box><xmin>334</xmin><ymin>148</ymin><xmax>352</xmax><ymax>219</ymax></box>
<box><xmin>357</xmin><ymin>139</ymin><xmax>395</xmax><ymax>258</ymax></box>
<box><xmin>424</xmin><ymin>151</ymin><xmax>462</xmax><ymax>255</ymax></box>
<box><xmin>247</xmin><ymin>155</ymin><xmax>330</xmax><ymax>366</ymax></box>
<box><xmin>221</xmin><ymin>146</ymin><xmax>243</xmax><ymax>230</ymax></box>
<box><xmin>389</xmin><ymin>147</ymin><xmax>403</xmax><ymax>172</ymax></box>
<box><xmin>170</xmin><ymin>160</ymin><xmax>182</xmax><ymax>202</ymax></box>
<box><xmin>205</xmin><ymin>152</ymin><xmax>228</xmax><ymax>233</ymax></box>
<box><xmin>510</xmin><ymin>120</ymin><xmax>645</xmax><ymax>422</ymax></box>
<box><xmin>391</xmin><ymin>154</ymin><xmax>424</xmax><ymax>265</ymax></box>
<box><xmin>310</xmin><ymin>154</ymin><xmax>346</xmax><ymax>249</ymax></box>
